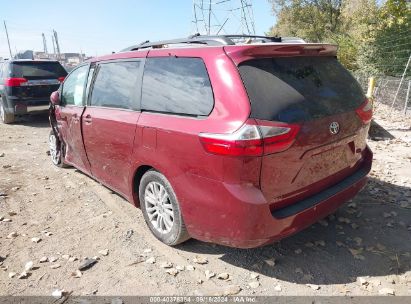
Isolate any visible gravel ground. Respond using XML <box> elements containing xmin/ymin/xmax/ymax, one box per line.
<box><xmin>0</xmin><ymin>104</ymin><xmax>410</xmax><ymax>297</ymax></box>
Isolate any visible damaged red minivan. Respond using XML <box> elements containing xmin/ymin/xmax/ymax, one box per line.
<box><xmin>48</xmin><ymin>35</ymin><xmax>372</xmax><ymax>248</ymax></box>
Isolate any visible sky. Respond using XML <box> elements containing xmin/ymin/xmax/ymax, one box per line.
<box><xmin>0</xmin><ymin>0</ymin><xmax>275</xmax><ymax>59</ymax></box>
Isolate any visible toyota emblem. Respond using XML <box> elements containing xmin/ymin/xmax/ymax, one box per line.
<box><xmin>329</xmin><ymin>122</ymin><xmax>340</xmax><ymax>135</ymax></box>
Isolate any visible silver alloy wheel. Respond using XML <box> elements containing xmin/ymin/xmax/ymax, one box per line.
<box><xmin>48</xmin><ymin>132</ymin><xmax>60</xmax><ymax>165</ymax></box>
<box><xmin>144</xmin><ymin>181</ymin><xmax>174</xmax><ymax>234</ymax></box>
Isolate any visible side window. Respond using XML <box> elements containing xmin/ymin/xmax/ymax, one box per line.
<box><xmin>61</xmin><ymin>65</ymin><xmax>88</xmax><ymax>106</ymax></box>
<box><xmin>141</xmin><ymin>57</ymin><xmax>214</xmax><ymax>116</ymax></box>
<box><xmin>90</xmin><ymin>61</ymin><xmax>141</xmax><ymax>110</ymax></box>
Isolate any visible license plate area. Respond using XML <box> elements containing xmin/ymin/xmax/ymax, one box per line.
<box><xmin>308</xmin><ymin>145</ymin><xmax>350</xmax><ymax>177</ymax></box>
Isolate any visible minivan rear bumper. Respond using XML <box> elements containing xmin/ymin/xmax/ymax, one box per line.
<box><xmin>180</xmin><ymin>146</ymin><xmax>372</xmax><ymax>248</ymax></box>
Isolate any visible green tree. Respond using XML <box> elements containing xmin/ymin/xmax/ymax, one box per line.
<box><xmin>267</xmin><ymin>0</ymin><xmax>380</xmax><ymax>71</ymax></box>
<box><xmin>268</xmin><ymin>0</ymin><xmax>345</xmax><ymax>42</ymax></box>
<box><xmin>370</xmin><ymin>0</ymin><xmax>411</xmax><ymax>76</ymax></box>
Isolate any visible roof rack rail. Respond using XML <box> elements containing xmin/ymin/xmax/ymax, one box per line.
<box><xmin>121</xmin><ymin>34</ymin><xmax>232</xmax><ymax>52</ymax></box>
<box><xmin>224</xmin><ymin>35</ymin><xmax>282</xmax><ymax>42</ymax></box>
<box><xmin>121</xmin><ymin>34</ymin><xmax>284</xmax><ymax>52</ymax></box>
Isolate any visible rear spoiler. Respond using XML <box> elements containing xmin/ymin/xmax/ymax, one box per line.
<box><xmin>224</xmin><ymin>44</ymin><xmax>338</xmax><ymax>65</ymax></box>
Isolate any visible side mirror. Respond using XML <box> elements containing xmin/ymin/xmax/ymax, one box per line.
<box><xmin>50</xmin><ymin>91</ymin><xmax>61</xmax><ymax>106</ymax></box>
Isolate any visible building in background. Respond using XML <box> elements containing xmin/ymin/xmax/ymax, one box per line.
<box><xmin>9</xmin><ymin>50</ymin><xmax>88</xmax><ymax>71</ymax></box>
<box><xmin>14</xmin><ymin>50</ymin><xmax>34</xmax><ymax>59</ymax></box>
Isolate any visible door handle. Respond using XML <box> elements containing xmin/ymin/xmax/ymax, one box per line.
<box><xmin>84</xmin><ymin>114</ymin><xmax>92</xmax><ymax>124</ymax></box>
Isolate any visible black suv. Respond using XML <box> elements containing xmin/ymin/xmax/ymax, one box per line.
<box><xmin>0</xmin><ymin>59</ymin><xmax>67</xmax><ymax>123</ymax></box>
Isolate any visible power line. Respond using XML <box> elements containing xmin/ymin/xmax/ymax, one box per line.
<box><xmin>192</xmin><ymin>0</ymin><xmax>255</xmax><ymax>35</ymax></box>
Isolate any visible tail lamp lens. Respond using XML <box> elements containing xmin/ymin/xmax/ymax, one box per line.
<box><xmin>199</xmin><ymin>119</ymin><xmax>300</xmax><ymax>157</ymax></box>
<box><xmin>4</xmin><ymin>77</ymin><xmax>28</xmax><ymax>87</ymax></box>
<box><xmin>259</xmin><ymin>122</ymin><xmax>300</xmax><ymax>154</ymax></box>
<box><xmin>356</xmin><ymin>98</ymin><xmax>373</xmax><ymax>124</ymax></box>
<box><xmin>199</xmin><ymin>122</ymin><xmax>263</xmax><ymax>156</ymax></box>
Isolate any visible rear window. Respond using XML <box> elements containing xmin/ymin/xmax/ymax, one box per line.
<box><xmin>11</xmin><ymin>61</ymin><xmax>67</xmax><ymax>79</ymax></box>
<box><xmin>239</xmin><ymin>57</ymin><xmax>365</xmax><ymax>123</ymax></box>
<box><xmin>141</xmin><ymin>57</ymin><xmax>214</xmax><ymax>116</ymax></box>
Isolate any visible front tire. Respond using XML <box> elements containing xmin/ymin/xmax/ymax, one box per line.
<box><xmin>139</xmin><ymin>170</ymin><xmax>190</xmax><ymax>246</ymax></box>
<box><xmin>48</xmin><ymin>130</ymin><xmax>68</xmax><ymax>168</ymax></box>
<box><xmin>0</xmin><ymin>98</ymin><xmax>15</xmax><ymax>124</ymax></box>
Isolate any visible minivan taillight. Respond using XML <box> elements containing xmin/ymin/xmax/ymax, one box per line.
<box><xmin>258</xmin><ymin>121</ymin><xmax>300</xmax><ymax>154</ymax></box>
<box><xmin>199</xmin><ymin>119</ymin><xmax>300</xmax><ymax>157</ymax></box>
<box><xmin>356</xmin><ymin>98</ymin><xmax>373</xmax><ymax>124</ymax></box>
<box><xmin>4</xmin><ymin>77</ymin><xmax>28</xmax><ymax>87</ymax></box>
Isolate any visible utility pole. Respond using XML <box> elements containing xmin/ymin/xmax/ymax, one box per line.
<box><xmin>3</xmin><ymin>20</ymin><xmax>13</xmax><ymax>58</ymax></box>
<box><xmin>42</xmin><ymin>33</ymin><xmax>48</xmax><ymax>55</ymax></box>
<box><xmin>208</xmin><ymin>0</ymin><xmax>212</xmax><ymax>35</ymax></box>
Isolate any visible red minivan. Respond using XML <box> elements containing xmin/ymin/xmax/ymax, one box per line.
<box><xmin>48</xmin><ymin>35</ymin><xmax>372</xmax><ymax>248</ymax></box>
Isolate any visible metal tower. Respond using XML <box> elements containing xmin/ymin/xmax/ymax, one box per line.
<box><xmin>51</xmin><ymin>34</ymin><xmax>56</xmax><ymax>57</ymax></box>
<box><xmin>53</xmin><ymin>30</ymin><xmax>61</xmax><ymax>61</ymax></box>
<box><xmin>192</xmin><ymin>0</ymin><xmax>256</xmax><ymax>36</ymax></box>
<box><xmin>42</xmin><ymin>33</ymin><xmax>48</xmax><ymax>54</ymax></box>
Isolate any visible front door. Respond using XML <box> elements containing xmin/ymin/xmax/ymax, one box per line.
<box><xmin>57</xmin><ymin>64</ymin><xmax>91</xmax><ymax>174</ymax></box>
<box><xmin>82</xmin><ymin>60</ymin><xmax>143</xmax><ymax>196</ymax></box>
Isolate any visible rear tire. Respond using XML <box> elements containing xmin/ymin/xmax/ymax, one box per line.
<box><xmin>0</xmin><ymin>98</ymin><xmax>15</xmax><ymax>124</ymax></box>
<box><xmin>48</xmin><ymin>130</ymin><xmax>69</xmax><ymax>168</ymax></box>
<box><xmin>139</xmin><ymin>170</ymin><xmax>190</xmax><ymax>246</ymax></box>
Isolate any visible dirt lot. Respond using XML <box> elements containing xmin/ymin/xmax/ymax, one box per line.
<box><xmin>1</xmin><ymin>104</ymin><xmax>410</xmax><ymax>297</ymax></box>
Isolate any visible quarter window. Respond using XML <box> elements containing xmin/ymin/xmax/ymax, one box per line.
<box><xmin>84</xmin><ymin>66</ymin><xmax>95</xmax><ymax>101</ymax></box>
<box><xmin>61</xmin><ymin>65</ymin><xmax>88</xmax><ymax>106</ymax></box>
<box><xmin>141</xmin><ymin>57</ymin><xmax>214</xmax><ymax>116</ymax></box>
<box><xmin>90</xmin><ymin>61</ymin><xmax>141</xmax><ymax>110</ymax></box>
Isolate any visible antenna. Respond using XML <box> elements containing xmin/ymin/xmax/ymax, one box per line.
<box><xmin>191</xmin><ymin>0</ymin><xmax>256</xmax><ymax>36</ymax></box>
<box><xmin>42</xmin><ymin>33</ymin><xmax>48</xmax><ymax>55</ymax></box>
<box><xmin>3</xmin><ymin>20</ymin><xmax>13</xmax><ymax>58</ymax></box>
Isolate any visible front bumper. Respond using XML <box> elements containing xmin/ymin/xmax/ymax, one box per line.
<box><xmin>178</xmin><ymin>146</ymin><xmax>372</xmax><ymax>248</ymax></box>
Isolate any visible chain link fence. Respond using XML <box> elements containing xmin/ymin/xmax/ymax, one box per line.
<box><xmin>356</xmin><ymin>76</ymin><xmax>411</xmax><ymax>115</ymax></box>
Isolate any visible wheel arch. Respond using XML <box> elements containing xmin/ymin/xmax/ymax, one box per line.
<box><xmin>131</xmin><ymin>164</ymin><xmax>155</xmax><ymax>207</ymax></box>
<box><xmin>130</xmin><ymin>163</ymin><xmax>177</xmax><ymax>207</ymax></box>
